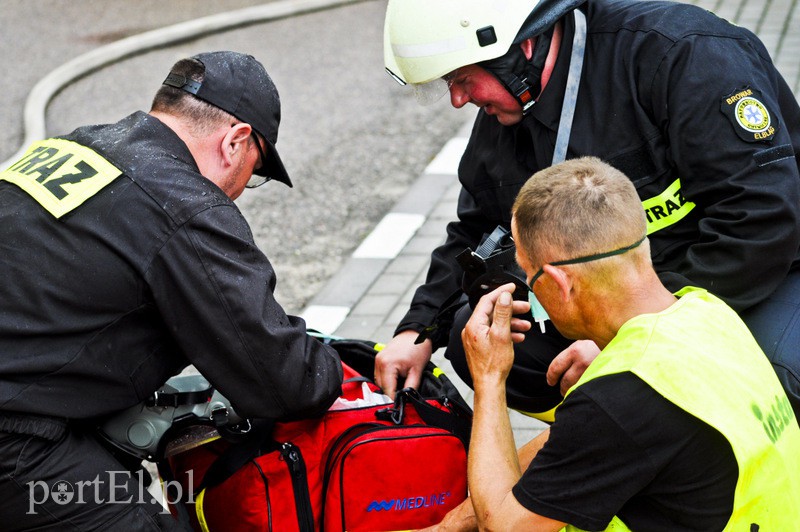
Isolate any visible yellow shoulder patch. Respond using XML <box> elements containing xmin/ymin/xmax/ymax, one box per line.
<box><xmin>0</xmin><ymin>138</ymin><xmax>122</xmax><ymax>218</ymax></box>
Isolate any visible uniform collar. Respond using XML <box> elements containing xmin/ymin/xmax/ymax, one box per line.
<box><xmin>137</xmin><ymin>112</ymin><xmax>200</xmax><ymax>171</ymax></box>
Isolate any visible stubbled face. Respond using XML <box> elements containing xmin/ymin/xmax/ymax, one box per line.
<box><xmin>447</xmin><ymin>65</ymin><xmax>524</xmax><ymax>126</ymax></box>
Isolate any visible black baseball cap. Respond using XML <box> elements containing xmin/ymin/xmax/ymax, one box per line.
<box><xmin>163</xmin><ymin>51</ymin><xmax>292</xmax><ymax>187</ymax></box>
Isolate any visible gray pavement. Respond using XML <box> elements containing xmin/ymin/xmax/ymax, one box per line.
<box><xmin>299</xmin><ymin>0</ymin><xmax>800</xmax><ymax>446</ymax></box>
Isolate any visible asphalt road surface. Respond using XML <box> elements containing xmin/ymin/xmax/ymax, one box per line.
<box><xmin>0</xmin><ymin>0</ymin><xmax>468</xmax><ymax>315</ymax></box>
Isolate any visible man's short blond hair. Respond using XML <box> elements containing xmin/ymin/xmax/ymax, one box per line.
<box><xmin>512</xmin><ymin>157</ymin><xmax>647</xmax><ymax>264</ymax></box>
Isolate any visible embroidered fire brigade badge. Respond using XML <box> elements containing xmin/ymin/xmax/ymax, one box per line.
<box><xmin>720</xmin><ymin>87</ymin><xmax>778</xmax><ymax>142</ymax></box>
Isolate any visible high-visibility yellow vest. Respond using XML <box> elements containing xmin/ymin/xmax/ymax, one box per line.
<box><xmin>562</xmin><ymin>287</ymin><xmax>800</xmax><ymax>531</ymax></box>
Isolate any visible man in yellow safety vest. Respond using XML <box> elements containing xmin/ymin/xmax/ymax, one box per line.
<box><xmin>445</xmin><ymin>156</ymin><xmax>800</xmax><ymax>531</ymax></box>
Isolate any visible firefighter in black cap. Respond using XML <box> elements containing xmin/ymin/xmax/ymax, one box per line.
<box><xmin>377</xmin><ymin>0</ymin><xmax>800</xmax><ymax>425</ymax></box>
<box><xmin>0</xmin><ymin>51</ymin><xmax>343</xmax><ymax>529</ymax></box>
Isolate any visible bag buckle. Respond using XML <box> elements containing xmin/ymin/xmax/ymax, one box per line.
<box><xmin>376</xmin><ymin>387</ymin><xmax>416</xmax><ymax>425</ymax></box>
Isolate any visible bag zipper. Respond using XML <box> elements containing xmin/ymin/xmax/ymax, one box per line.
<box><xmin>320</xmin><ymin>422</ymin><xmax>387</xmax><ymax>531</ymax></box>
<box><xmin>323</xmin><ymin>422</ymin><xmax>385</xmax><ymax>490</ymax></box>
<box><xmin>251</xmin><ymin>460</ymin><xmax>273</xmax><ymax>531</ymax></box>
<box><xmin>280</xmin><ymin>442</ymin><xmax>315</xmax><ymax>532</ymax></box>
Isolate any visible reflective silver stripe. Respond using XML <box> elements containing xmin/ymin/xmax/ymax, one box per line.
<box><xmin>392</xmin><ymin>36</ymin><xmax>468</xmax><ymax>58</ymax></box>
<box><xmin>552</xmin><ymin>9</ymin><xmax>587</xmax><ymax>164</ymax></box>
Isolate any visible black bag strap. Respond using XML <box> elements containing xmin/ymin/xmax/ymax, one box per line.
<box><xmin>414</xmin><ymin>289</ymin><xmax>466</xmax><ymax>346</ymax></box>
<box><xmin>147</xmin><ymin>387</ymin><xmax>214</xmax><ymax>408</ymax></box>
<box><xmin>194</xmin><ymin>418</ymin><xmax>276</xmax><ymax>493</ymax></box>
<box><xmin>418</xmin><ymin>362</ymin><xmax>473</xmax><ymax>416</ymax></box>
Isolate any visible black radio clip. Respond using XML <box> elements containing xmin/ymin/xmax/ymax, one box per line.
<box><xmin>456</xmin><ymin>225</ymin><xmax>529</xmax><ymax>308</ymax></box>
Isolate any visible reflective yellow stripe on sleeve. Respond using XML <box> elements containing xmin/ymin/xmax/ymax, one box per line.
<box><xmin>641</xmin><ymin>178</ymin><xmax>695</xmax><ymax>235</ymax></box>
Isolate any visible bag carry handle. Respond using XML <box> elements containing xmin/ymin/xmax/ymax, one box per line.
<box><xmin>377</xmin><ymin>387</ymin><xmax>472</xmax><ymax>450</ymax></box>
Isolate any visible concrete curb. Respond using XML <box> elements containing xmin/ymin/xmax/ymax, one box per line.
<box><xmin>1</xmin><ymin>0</ymin><xmax>372</xmax><ymax>170</ymax></box>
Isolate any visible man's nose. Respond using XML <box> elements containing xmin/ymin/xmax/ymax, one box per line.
<box><xmin>449</xmin><ymin>84</ymin><xmax>470</xmax><ymax>109</ymax></box>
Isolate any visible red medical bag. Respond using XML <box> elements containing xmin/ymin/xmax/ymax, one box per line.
<box><xmin>162</xmin><ymin>338</ymin><xmax>472</xmax><ymax>532</ymax></box>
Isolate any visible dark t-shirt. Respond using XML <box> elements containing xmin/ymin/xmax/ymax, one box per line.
<box><xmin>512</xmin><ymin>373</ymin><xmax>737</xmax><ymax>530</ymax></box>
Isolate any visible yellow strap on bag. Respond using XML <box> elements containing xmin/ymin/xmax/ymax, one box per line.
<box><xmin>195</xmin><ymin>488</ymin><xmax>211</xmax><ymax>532</ymax></box>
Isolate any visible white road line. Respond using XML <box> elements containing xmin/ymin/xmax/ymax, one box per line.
<box><xmin>424</xmin><ymin>137</ymin><xmax>468</xmax><ymax>175</ymax></box>
<box><xmin>352</xmin><ymin>212</ymin><xmax>425</xmax><ymax>259</ymax></box>
<box><xmin>300</xmin><ymin>305</ymin><xmax>351</xmax><ymax>334</ymax></box>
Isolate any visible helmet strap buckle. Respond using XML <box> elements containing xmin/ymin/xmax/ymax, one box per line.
<box><xmin>481</xmin><ymin>25</ymin><xmax>556</xmax><ymax>115</ymax></box>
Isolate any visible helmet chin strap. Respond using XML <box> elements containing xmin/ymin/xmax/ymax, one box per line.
<box><xmin>480</xmin><ymin>25</ymin><xmax>555</xmax><ymax>114</ymax></box>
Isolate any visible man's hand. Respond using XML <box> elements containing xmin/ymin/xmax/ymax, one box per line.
<box><xmin>374</xmin><ymin>330</ymin><xmax>433</xmax><ymax>399</ymax></box>
<box><xmin>546</xmin><ymin>339</ymin><xmax>600</xmax><ymax>396</ymax></box>
<box><xmin>462</xmin><ymin>284</ymin><xmax>531</xmax><ymax>387</ymax></box>
<box><xmin>415</xmin><ymin>498</ymin><xmax>477</xmax><ymax>531</ymax></box>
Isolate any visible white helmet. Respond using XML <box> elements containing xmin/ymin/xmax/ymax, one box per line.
<box><xmin>384</xmin><ymin>0</ymin><xmax>585</xmax><ymax>106</ymax></box>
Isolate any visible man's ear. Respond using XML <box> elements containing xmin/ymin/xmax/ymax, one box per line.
<box><xmin>543</xmin><ymin>263</ymin><xmax>572</xmax><ymax>302</ymax></box>
<box><xmin>221</xmin><ymin>123</ymin><xmax>252</xmax><ymax>165</ymax></box>
<box><xmin>520</xmin><ymin>38</ymin><xmax>534</xmax><ymax>60</ymax></box>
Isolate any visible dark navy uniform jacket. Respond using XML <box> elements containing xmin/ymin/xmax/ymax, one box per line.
<box><xmin>398</xmin><ymin>0</ymin><xmax>800</xmax><ymax>342</ymax></box>
<box><xmin>0</xmin><ymin>111</ymin><xmax>343</xmax><ymax>421</ymax></box>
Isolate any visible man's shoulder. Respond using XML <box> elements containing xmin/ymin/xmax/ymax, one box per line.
<box><xmin>564</xmin><ymin>372</ymin><xmax>684</xmax><ymax>438</ymax></box>
<box><xmin>568</xmin><ymin>370</ymin><xmax>734</xmax><ymax>455</ymax></box>
<box><xmin>66</xmin><ymin>112</ymin><xmax>236</xmax><ymax>226</ymax></box>
<box><xmin>569</xmin><ymin>372</ymin><xmax>655</xmax><ymax>411</ymax></box>
<box><xmin>589</xmin><ymin>0</ymin><xmax>743</xmax><ymax>42</ymax></box>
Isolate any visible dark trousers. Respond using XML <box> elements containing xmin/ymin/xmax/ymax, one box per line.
<box><xmin>740</xmin><ymin>269</ymin><xmax>800</xmax><ymax>422</ymax></box>
<box><xmin>446</xmin><ymin>269</ymin><xmax>800</xmax><ymax>421</ymax></box>
<box><xmin>0</xmin><ymin>425</ymin><xmax>185</xmax><ymax>531</ymax></box>
<box><xmin>446</xmin><ymin>301</ymin><xmax>571</xmax><ymax>415</ymax></box>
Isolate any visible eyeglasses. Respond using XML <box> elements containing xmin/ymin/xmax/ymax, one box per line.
<box><xmin>442</xmin><ymin>68</ymin><xmax>462</xmax><ymax>89</ymax></box>
<box><xmin>528</xmin><ymin>235</ymin><xmax>647</xmax><ymax>289</ymax></box>
<box><xmin>412</xmin><ymin>68</ymin><xmax>463</xmax><ymax>106</ymax></box>
<box><xmin>245</xmin><ymin>131</ymin><xmax>271</xmax><ymax>189</ymax></box>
